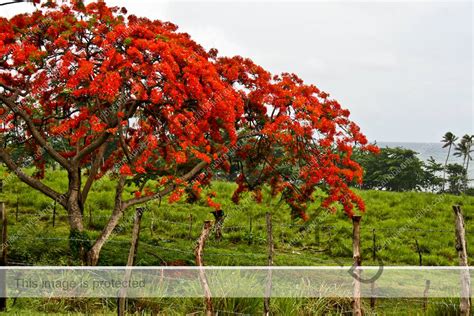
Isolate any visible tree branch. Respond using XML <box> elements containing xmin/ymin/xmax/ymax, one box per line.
<box><xmin>72</xmin><ymin>100</ymin><xmax>139</xmax><ymax>164</ymax></box>
<box><xmin>121</xmin><ymin>130</ymin><xmax>261</xmax><ymax>209</ymax></box>
<box><xmin>122</xmin><ymin>160</ymin><xmax>208</xmax><ymax>209</ymax></box>
<box><xmin>81</xmin><ymin>143</ymin><xmax>106</xmax><ymax>204</ymax></box>
<box><xmin>0</xmin><ymin>148</ymin><xmax>66</xmax><ymax>206</ymax></box>
<box><xmin>0</xmin><ymin>94</ymin><xmax>73</xmax><ymax>172</ymax></box>
<box><xmin>118</xmin><ymin>123</ymin><xmax>132</xmax><ymax>164</ymax></box>
<box><xmin>0</xmin><ymin>83</ymin><xmax>27</xmax><ymax>97</ymax></box>
<box><xmin>73</xmin><ymin>132</ymin><xmax>111</xmax><ymax>164</ymax></box>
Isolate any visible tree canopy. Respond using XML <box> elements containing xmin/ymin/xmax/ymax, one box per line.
<box><xmin>0</xmin><ymin>0</ymin><xmax>377</xmax><ymax>263</ymax></box>
<box><xmin>354</xmin><ymin>147</ymin><xmax>470</xmax><ymax>194</ymax></box>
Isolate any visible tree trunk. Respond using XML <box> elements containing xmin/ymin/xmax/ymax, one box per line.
<box><xmin>67</xmin><ymin>169</ymin><xmax>87</xmax><ymax>263</ymax></box>
<box><xmin>466</xmin><ymin>160</ymin><xmax>470</xmax><ymax>174</ymax></box>
<box><xmin>467</xmin><ymin>142</ymin><xmax>472</xmax><ymax>175</ymax></box>
<box><xmin>453</xmin><ymin>205</ymin><xmax>471</xmax><ymax>316</ymax></box>
<box><xmin>118</xmin><ymin>207</ymin><xmax>144</xmax><ymax>316</ymax></box>
<box><xmin>86</xmin><ymin>177</ymin><xmax>126</xmax><ymax>266</ymax></box>
<box><xmin>195</xmin><ymin>221</ymin><xmax>213</xmax><ymax>316</ymax></box>
<box><xmin>352</xmin><ymin>216</ymin><xmax>362</xmax><ymax>316</ymax></box>
<box><xmin>67</xmin><ymin>198</ymin><xmax>84</xmax><ymax>232</ymax></box>
<box><xmin>442</xmin><ymin>145</ymin><xmax>451</xmax><ymax>192</ymax></box>
<box><xmin>264</xmin><ymin>212</ymin><xmax>273</xmax><ymax>316</ymax></box>
<box><xmin>85</xmin><ymin>162</ymin><xmax>205</xmax><ymax>265</ymax></box>
<box><xmin>86</xmin><ymin>204</ymin><xmax>125</xmax><ymax>265</ymax></box>
<box><xmin>67</xmin><ymin>198</ymin><xmax>89</xmax><ymax>264</ymax></box>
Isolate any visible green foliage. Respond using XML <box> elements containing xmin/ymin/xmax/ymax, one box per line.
<box><xmin>424</xmin><ymin>156</ymin><xmax>444</xmax><ymax>192</ymax></box>
<box><xmin>355</xmin><ymin>147</ymin><xmax>469</xmax><ymax>194</ymax></box>
<box><xmin>441</xmin><ymin>132</ymin><xmax>458</xmax><ymax>149</ymax></box>
<box><xmin>453</xmin><ymin>134</ymin><xmax>473</xmax><ymax>168</ymax></box>
<box><xmin>355</xmin><ymin>147</ymin><xmax>427</xmax><ymax>191</ymax></box>
<box><xmin>69</xmin><ymin>229</ymin><xmax>91</xmax><ymax>261</ymax></box>
<box><xmin>0</xmin><ymin>167</ymin><xmax>472</xmax><ymax>314</ymax></box>
<box><xmin>464</xmin><ymin>187</ymin><xmax>474</xmax><ymax>196</ymax></box>
<box><xmin>445</xmin><ymin>163</ymin><xmax>467</xmax><ymax>195</ymax></box>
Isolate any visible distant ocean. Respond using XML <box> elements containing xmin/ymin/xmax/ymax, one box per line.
<box><xmin>377</xmin><ymin>142</ymin><xmax>473</xmax><ymax>180</ymax></box>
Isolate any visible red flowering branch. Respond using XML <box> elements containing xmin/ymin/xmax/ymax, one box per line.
<box><xmin>0</xmin><ymin>94</ymin><xmax>72</xmax><ymax>171</ymax></box>
<box><xmin>122</xmin><ymin>160</ymin><xmax>208</xmax><ymax>209</ymax></box>
<box><xmin>0</xmin><ymin>0</ymin><xmax>378</xmax><ymax>264</ymax></box>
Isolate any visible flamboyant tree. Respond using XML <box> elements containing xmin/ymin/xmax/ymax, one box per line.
<box><xmin>0</xmin><ymin>0</ymin><xmax>378</xmax><ymax>265</ymax></box>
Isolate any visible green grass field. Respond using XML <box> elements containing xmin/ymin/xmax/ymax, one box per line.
<box><xmin>0</xmin><ymin>167</ymin><xmax>472</xmax><ymax>315</ymax></box>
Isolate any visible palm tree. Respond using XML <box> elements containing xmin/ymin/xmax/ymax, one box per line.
<box><xmin>454</xmin><ymin>140</ymin><xmax>467</xmax><ymax>166</ymax></box>
<box><xmin>455</xmin><ymin>134</ymin><xmax>473</xmax><ymax>172</ymax></box>
<box><xmin>466</xmin><ymin>135</ymin><xmax>474</xmax><ymax>174</ymax></box>
<box><xmin>441</xmin><ymin>132</ymin><xmax>458</xmax><ymax>191</ymax></box>
<box><xmin>453</xmin><ymin>135</ymin><xmax>473</xmax><ymax>192</ymax></box>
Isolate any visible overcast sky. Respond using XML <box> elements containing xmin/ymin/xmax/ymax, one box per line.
<box><xmin>1</xmin><ymin>0</ymin><xmax>472</xmax><ymax>143</ymax></box>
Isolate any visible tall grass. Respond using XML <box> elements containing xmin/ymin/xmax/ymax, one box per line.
<box><xmin>0</xmin><ymin>167</ymin><xmax>471</xmax><ymax>314</ymax></box>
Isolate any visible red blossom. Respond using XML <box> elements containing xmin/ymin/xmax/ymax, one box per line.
<box><xmin>119</xmin><ymin>164</ymin><xmax>133</xmax><ymax>176</ymax></box>
<box><xmin>0</xmin><ymin>0</ymin><xmax>377</xmax><ymax>222</ymax></box>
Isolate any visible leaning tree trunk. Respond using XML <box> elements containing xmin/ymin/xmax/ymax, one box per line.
<box><xmin>464</xmin><ymin>157</ymin><xmax>470</xmax><ymax>192</ymax></box>
<box><xmin>86</xmin><ymin>205</ymin><xmax>126</xmax><ymax>265</ymax></box>
<box><xmin>465</xmin><ymin>156</ymin><xmax>470</xmax><ymax>177</ymax></box>
<box><xmin>85</xmin><ymin>162</ymin><xmax>208</xmax><ymax>265</ymax></box>
<box><xmin>86</xmin><ymin>176</ymin><xmax>126</xmax><ymax>266</ymax></box>
<box><xmin>442</xmin><ymin>144</ymin><xmax>451</xmax><ymax>192</ymax></box>
<box><xmin>67</xmin><ymin>169</ymin><xmax>88</xmax><ymax>263</ymax></box>
<box><xmin>67</xmin><ymin>198</ymin><xmax>84</xmax><ymax>232</ymax></box>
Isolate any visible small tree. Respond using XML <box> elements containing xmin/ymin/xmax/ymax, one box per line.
<box><xmin>454</xmin><ymin>135</ymin><xmax>473</xmax><ymax>172</ymax></box>
<box><xmin>423</xmin><ymin>156</ymin><xmax>444</xmax><ymax>193</ymax></box>
<box><xmin>441</xmin><ymin>132</ymin><xmax>458</xmax><ymax>191</ymax></box>
<box><xmin>0</xmin><ymin>1</ymin><xmax>377</xmax><ymax>264</ymax></box>
<box><xmin>355</xmin><ymin>147</ymin><xmax>425</xmax><ymax>192</ymax></box>
<box><xmin>445</xmin><ymin>164</ymin><xmax>467</xmax><ymax>195</ymax></box>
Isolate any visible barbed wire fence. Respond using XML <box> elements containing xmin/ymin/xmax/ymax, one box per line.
<box><xmin>0</xmin><ymin>128</ymin><xmax>470</xmax><ymax>315</ymax></box>
<box><xmin>0</xmin><ymin>190</ymin><xmax>470</xmax><ymax>314</ymax></box>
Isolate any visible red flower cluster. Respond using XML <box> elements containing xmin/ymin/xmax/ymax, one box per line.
<box><xmin>0</xmin><ymin>1</ymin><xmax>378</xmax><ymax>220</ymax></box>
<box><xmin>214</xmin><ymin>56</ymin><xmax>379</xmax><ymax>218</ymax></box>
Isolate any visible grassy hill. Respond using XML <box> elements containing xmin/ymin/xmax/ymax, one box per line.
<box><xmin>0</xmin><ymin>167</ymin><xmax>472</xmax><ymax>315</ymax></box>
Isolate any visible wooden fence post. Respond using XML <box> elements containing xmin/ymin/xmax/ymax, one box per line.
<box><xmin>352</xmin><ymin>216</ymin><xmax>362</xmax><ymax>316</ymax></box>
<box><xmin>0</xmin><ymin>202</ymin><xmax>7</xmax><ymax>311</ymax></box>
<box><xmin>118</xmin><ymin>207</ymin><xmax>144</xmax><ymax>316</ymax></box>
<box><xmin>211</xmin><ymin>210</ymin><xmax>224</xmax><ymax>241</ymax></box>
<box><xmin>423</xmin><ymin>280</ymin><xmax>430</xmax><ymax>312</ymax></box>
<box><xmin>264</xmin><ymin>212</ymin><xmax>274</xmax><ymax>316</ymax></box>
<box><xmin>414</xmin><ymin>238</ymin><xmax>430</xmax><ymax>312</ymax></box>
<box><xmin>195</xmin><ymin>220</ymin><xmax>213</xmax><ymax>316</ymax></box>
<box><xmin>414</xmin><ymin>239</ymin><xmax>423</xmax><ymax>266</ymax></box>
<box><xmin>370</xmin><ymin>228</ymin><xmax>376</xmax><ymax>310</ymax></box>
<box><xmin>453</xmin><ymin>205</ymin><xmax>471</xmax><ymax>316</ymax></box>
<box><xmin>370</xmin><ymin>282</ymin><xmax>376</xmax><ymax>310</ymax></box>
